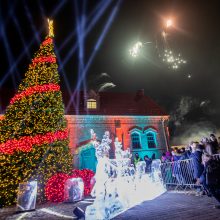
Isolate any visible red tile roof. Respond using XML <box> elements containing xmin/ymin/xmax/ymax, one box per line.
<box><xmin>64</xmin><ymin>91</ymin><xmax>168</xmax><ymax>116</ymax></box>
<box><xmin>0</xmin><ymin>88</ymin><xmax>167</xmax><ymax>116</ymax></box>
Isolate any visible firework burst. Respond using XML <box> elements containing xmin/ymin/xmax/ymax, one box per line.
<box><xmin>129</xmin><ymin>41</ymin><xmax>143</xmax><ymax>57</ymax></box>
<box><xmin>162</xmin><ymin>50</ymin><xmax>186</xmax><ymax>69</ymax></box>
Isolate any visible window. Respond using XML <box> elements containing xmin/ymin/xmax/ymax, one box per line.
<box><xmin>146</xmin><ymin>132</ymin><xmax>156</xmax><ymax>148</ymax></box>
<box><xmin>131</xmin><ymin>133</ymin><xmax>141</xmax><ymax>149</ymax></box>
<box><xmin>87</xmin><ymin>99</ymin><xmax>97</xmax><ymax>109</ymax></box>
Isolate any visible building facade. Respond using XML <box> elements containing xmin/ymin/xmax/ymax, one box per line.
<box><xmin>65</xmin><ymin>90</ymin><xmax>170</xmax><ymax>171</ymax></box>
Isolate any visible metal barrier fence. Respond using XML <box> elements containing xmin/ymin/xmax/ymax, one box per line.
<box><xmin>160</xmin><ymin>159</ymin><xmax>196</xmax><ymax>191</ymax></box>
<box><xmin>160</xmin><ymin>154</ymin><xmax>220</xmax><ymax>192</ymax></box>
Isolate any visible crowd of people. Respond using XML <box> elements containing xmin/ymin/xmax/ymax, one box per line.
<box><xmin>132</xmin><ymin>133</ymin><xmax>220</xmax><ymax>208</ymax></box>
<box><xmin>161</xmin><ymin>133</ymin><xmax>220</xmax><ymax>163</ymax></box>
<box><xmin>160</xmin><ymin>133</ymin><xmax>220</xmax><ymax>209</ymax></box>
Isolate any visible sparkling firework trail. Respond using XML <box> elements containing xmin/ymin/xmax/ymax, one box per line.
<box><xmin>162</xmin><ymin>50</ymin><xmax>186</xmax><ymax>69</ymax></box>
<box><xmin>129</xmin><ymin>41</ymin><xmax>143</xmax><ymax>57</ymax></box>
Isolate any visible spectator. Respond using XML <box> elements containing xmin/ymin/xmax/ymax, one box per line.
<box><xmin>200</xmin><ymin>137</ymin><xmax>208</xmax><ymax>148</ymax></box>
<box><xmin>180</xmin><ymin>146</ymin><xmax>191</xmax><ymax>160</ymax></box>
<box><xmin>190</xmin><ymin>142</ymin><xmax>204</xmax><ymax>184</ymax></box>
<box><xmin>133</xmin><ymin>153</ymin><xmax>142</xmax><ymax>167</ymax></box>
<box><xmin>180</xmin><ymin>147</ymin><xmax>185</xmax><ymax>154</ymax></box>
<box><xmin>198</xmin><ymin>143</ymin><xmax>205</xmax><ymax>151</ymax></box>
<box><xmin>199</xmin><ymin>153</ymin><xmax>220</xmax><ymax>209</ymax></box>
<box><xmin>161</xmin><ymin>153</ymin><xmax>166</xmax><ymax>163</ymax></box>
<box><xmin>151</xmin><ymin>153</ymin><xmax>156</xmax><ymax>160</ymax></box>
<box><xmin>143</xmin><ymin>155</ymin><xmax>152</xmax><ymax>173</ymax></box>
<box><xmin>201</xmin><ymin>137</ymin><xmax>209</xmax><ymax>144</ymax></box>
<box><xmin>209</xmin><ymin>134</ymin><xmax>219</xmax><ymax>154</ymax></box>
<box><xmin>173</xmin><ymin>147</ymin><xmax>178</xmax><ymax>153</ymax></box>
<box><xmin>165</xmin><ymin>151</ymin><xmax>172</xmax><ymax>162</ymax></box>
<box><xmin>172</xmin><ymin>149</ymin><xmax>182</xmax><ymax>162</ymax></box>
<box><xmin>161</xmin><ymin>152</ymin><xmax>172</xmax><ymax>162</ymax></box>
<box><xmin>172</xmin><ymin>149</ymin><xmax>184</xmax><ymax>185</ymax></box>
<box><xmin>205</xmin><ymin>142</ymin><xmax>216</xmax><ymax>155</ymax></box>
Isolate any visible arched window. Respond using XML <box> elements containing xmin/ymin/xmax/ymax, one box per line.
<box><xmin>131</xmin><ymin>132</ymin><xmax>141</xmax><ymax>149</ymax></box>
<box><xmin>146</xmin><ymin>132</ymin><xmax>156</xmax><ymax>148</ymax></box>
<box><xmin>87</xmin><ymin>99</ymin><xmax>97</xmax><ymax>109</ymax></box>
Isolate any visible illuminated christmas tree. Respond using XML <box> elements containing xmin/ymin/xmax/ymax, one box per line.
<box><xmin>0</xmin><ymin>19</ymin><xmax>73</xmax><ymax>206</ymax></box>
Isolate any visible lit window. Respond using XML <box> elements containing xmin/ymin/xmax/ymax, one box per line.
<box><xmin>131</xmin><ymin>133</ymin><xmax>141</xmax><ymax>149</ymax></box>
<box><xmin>146</xmin><ymin>132</ymin><xmax>156</xmax><ymax>148</ymax></box>
<box><xmin>87</xmin><ymin>99</ymin><xmax>97</xmax><ymax>109</ymax></box>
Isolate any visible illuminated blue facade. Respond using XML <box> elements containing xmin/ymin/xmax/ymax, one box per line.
<box><xmin>66</xmin><ymin>115</ymin><xmax>170</xmax><ymax>170</ymax></box>
<box><xmin>65</xmin><ymin>90</ymin><xmax>170</xmax><ymax>170</ymax></box>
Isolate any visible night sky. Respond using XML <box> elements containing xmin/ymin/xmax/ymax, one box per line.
<box><xmin>0</xmin><ymin>0</ymin><xmax>220</xmax><ymax>142</ymax></box>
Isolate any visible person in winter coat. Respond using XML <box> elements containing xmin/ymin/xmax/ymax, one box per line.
<box><xmin>209</xmin><ymin>134</ymin><xmax>219</xmax><ymax>154</ymax></box>
<box><xmin>180</xmin><ymin>146</ymin><xmax>191</xmax><ymax>160</ymax></box>
<box><xmin>205</xmin><ymin>142</ymin><xmax>216</xmax><ymax>155</ymax></box>
<box><xmin>151</xmin><ymin>153</ymin><xmax>156</xmax><ymax>160</ymax></box>
<box><xmin>198</xmin><ymin>153</ymin><xmax>220</xmax><ymax>209</ymax></box>
<box><xmin>165</xmin><ymin>151</ymin><xmax>172</xmax><ymax>162</ymax></box>
<box><xmin>172</xmin><ymin>149</ymin><xmax>184</xmax><ymax>185</ymax></box>
<box><xmin>190</xmin><ymin>142</ymin><xmax>204</xmax><ymax>183</ymax></box>
<box><xmin>161</xmin><ymin>151</ymin><xmax>172</xmax><ymax>163</ymax></box>
<box><xmin>144</xmin><ymin>155</ymin><xmax>152</xmax><ymax>173</ymax></box>
<box><xmin>161</xmin><ymin>153</ymin><xmax>166</xmax><ymax>162</ymax></box>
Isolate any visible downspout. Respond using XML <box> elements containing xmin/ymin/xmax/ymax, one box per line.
<box><xmin>162</xmin><ymin>117</ymin><xmax>169</xmax><ymax>152</ymax></box>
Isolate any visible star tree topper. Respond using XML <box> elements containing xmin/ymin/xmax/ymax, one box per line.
<box><xmin>47</xmin><ymin>19</ymin><xmax>54</xmax><ymax>37</ymax></box>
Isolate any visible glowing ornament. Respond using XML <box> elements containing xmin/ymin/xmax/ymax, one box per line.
<box><xmin>47</xmin><ymin>19</ymin><xmax>54</xmax><ymax>37</ymax></box>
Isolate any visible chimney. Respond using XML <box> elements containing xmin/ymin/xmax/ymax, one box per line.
<box><xmin>135</xmin><ymin>89</ymin><xmax>144</xmax><ymax>101</ymax></box>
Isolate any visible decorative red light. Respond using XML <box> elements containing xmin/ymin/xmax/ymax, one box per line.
<box><xmin>42</xmin><ymin>37</ymin><xmax>53</xmax><ymax>46</ymax></box>
<box><xmin>0</xmin><ymin>129</ymin><xmax>68</xmax><ymax>154</ymax></box>
<box><xmin>30</xmin><ymin>56</ymin><xmax>56</xmax><ymax>68</ymax></box>
<box><xmin>45</xmin><ymin>169</ymin><xmax>95</xmax><ymax>202</ymax></box>
<box><xmin>10</xmin><ymin>84</ymin><xmax>60</xmax><ymax>104</ymax></box>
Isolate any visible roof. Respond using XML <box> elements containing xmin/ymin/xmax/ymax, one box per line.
<box><xmin>63</xmin><ymin>90</ymin><xmax>168</xmax><ymax>116</ymax></box>
<box><xmin>0</xmin><ymin>88</ymin><xmax>168</xmax><ymax>116</ymax></box>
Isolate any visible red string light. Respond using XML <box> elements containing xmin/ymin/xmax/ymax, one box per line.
<box><xmin>71</xmin><ymin>169</ymin><xmax>95</xmax><ymax>196</ymax></box>
<box><xmin>10</xmin><ymin>84</ymin><xmax>60</xmax><ymax>104</ymax></box>
<box><xmin>30</xmin><ymin>56</ymin><xmax>56</xmax><ymax>68</ymax></box>
<box><xmin>45</xmin><ymin>173</ymin><xmax>69</xmax><ymax>202</ymax></box>
<box><xmin>45</xmin><ymin>169</ymin><xmax>95</xmax><ymax>202</ymax></box>
<box><xmin>0</xmin><ymin>129</ymin><xmax>68</xmax><ymax>154</ymax></box>
<box><xmin>42</xmin><ymin>37</ymin><xmax>53</xmax><ymax>46</ymax></box>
